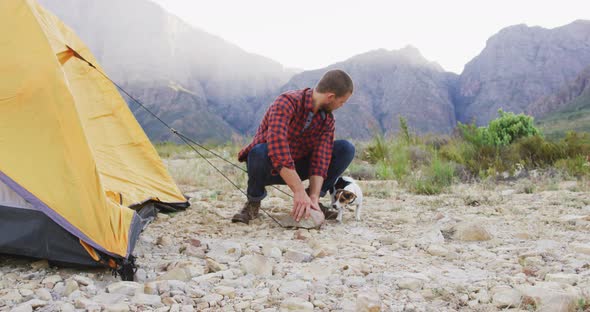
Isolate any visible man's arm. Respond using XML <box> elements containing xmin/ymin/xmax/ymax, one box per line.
<box><xmin>308</xmin><ymin>120</ymin><xmax>335</xmax><ymax>203</ymax></box>
<box><xmin>307</xmin><ymin>175</ymin><xmax>324</xmax><ymax>205</ymax></box>
<box><xmin>266</xmin><ymin>95</ymin><xmax>315</xmax><ymax>221</ymax></box>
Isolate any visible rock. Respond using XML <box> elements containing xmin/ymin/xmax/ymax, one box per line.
<box><xmin>104</xmin><ymin>304</ymin><xmax>130</xmax><ymax>312</ymax></box>
<box><xmin>67</xmin><ymin>290</ymin><xmax>83</xmax><ymax>300</ymax></box>
<box><xmin>492</xmin><ymin>287</ymin><xmax>521</xmax><ymax>308</ymax></box>
<box><xmin>452</xmin><ymin>222</ymin><xmax>492</xmax><ymax>241</ymax></box>
<box><xmin>240</xmin><ymin>255</ymin><xmax>274</xmax><ymax>277</ymax></box>
<box><xmin>107</xmin><ymin>281</ymin><xmax>143</xmax><ymax>296</ymax></box>
<box><xmin>235</xmin><ymin>301</ymin><xmax>251</xmax><ymax>310</ymax></box>
<box><xmin>135</xmin><ymin>269</ymin><xmax>148</xmax><ymax>282</ymax></box>
<box><xmin>301</xmin><ymin>263</ymin><xmax>332</xmax><ymax>281</ymax></box>
<box><xmin>280</xmin><ymin>298</ymin><xmax>314</xmax><ymax>311</ymax></box>
<box><xmin>397</xmin><ymin>278</ymin><xmax>424</xmax><ymax>291</ymax></box>
<box><xmin>207</xmin><ymin>242</ymin><xmax>242</xmax><ymax>263</ymax></box>
<box><xmin>475</xmin><ymin>289</ymin><xmax>491</xmax><ymax>303</ymax></box>
<box><xmin>132</xmin><ymin>293</ymin><xmax>163</xmax><ymax>306</ymax></box>
<box><xmin>415</xmin><ymin>227</ymin><xmax>445</xmax><ymax>248</ymax></box>
<box><xmin>284</xmin><ymin>249</ymin><xmax>312</xmax><ymax>263</ymax></box>
<box><xmin>74</xmin><ymin>298</ymin><xmax>99</xmax><ymax>310</ymax></box>
<box><xmin>63</xmin><ymin>280</ymin><xmax>79</xmax><ymax>296</ymax></box>
<box><xmin>181</xmin><ymin>305</ymin><xmax>194</xmax><ymax>312</ymax></box>
<box><xmin>30</xmin><ymin>260</ymin><xmax>49</xmax><ymax>270</ymax></box>
<box><xmin>42</xmin><ymin>275</ymin><xmax>62</xmax><ymax>285</ymax></box>
<box><xmin>201</xmin><ymin>293</ymin><xmax>223</xmax><ymax>306</ymax></box>
<box><xmin>157</xmin><ymin>267</ymin><xmax>191</xmax><ymax>281</ymax></box>
<box><xmin>214</xmin><ymin>286</ymin><xmax>236</xmax><ymax>298</ymax></box>
<box><xmin>59</xmin><ymin>302</ymin><xmax>76</xmax><ymax>312</ymax></box>
<box><xmin>426</xmin><ymin>244</ymin><xmax>449</xmax><ymax>256</ymax></box>
<box><xmin>92</xmin><ymin>293</ymin><xmax>126</xmax><ymax>305</ymax></box>
<box><xmin>206</xmin><ymin>258</ymin><xmax>227</xmax><ymax>273</ymax></box>
<box><xmin>262</xmin><ymin>243</ymin><xmax>282</xmax><ymax>259</ymax></box>
<box><xmin>501</xmin><ymin>189</ymin><xmax>516</xmax><ymax>196</ymax></box>
<box><xmin>571</xmin><ymin>243</ymin><xmax>590</xmax><ymax>255</ymax></box>
<box><xmin>515</xmin><ymin>232</ymin><xmax>532</xmax><ymax>240</ymax></box>
<box><xmin>35</xmin><ymin>288</ymin><xmax>52</xmax><ymax>301</ymax></box>
<box><xmin>156</xmin><ymin>236</ymin><xmax>174</xmax><ymax>247</ymax></box>
<box><xmin>378</xmin><ymin>235</ymin><xmax>397</xmax><ymax>246</ymax></box>
<box><xmin>73</xmin><ymin>275</ymin><xmax>94</xmax><ymax>286</ymax></box>
<box><xmin>275</xmin><ymin>211</ymin><xmax>323</xmax><ymax>229</ymax></box>
<box><xmin>19</xmin><ymin>289</ymin><xmax>34</xmax><ymax>299</ymax></box>
<box><xmin>545</xmin><ymin>273</ymin><xmax>579</xmax><ymax>285</ymax></box>
<box><xmin>183</xmin><ymin>245</ymin><xmax>206</xmax><ymax>258</ymax></box>
<box><xmin>518</xmin><ymin>285</ymin><xmax>577</xmax><ymax>312</ymax></box>
<box><xmin>26</xmin><ymin>299</ymin><xmax>47</xmax><ymax>309</ymax></box>
<box><xmin>539</xmin><ymin>294</ymin><xmax>577</xmax><ymax>312</ymax></box>
<box><xmin>356</xmin><ymin>291</ymin><xmax>382</xmax><ymax>311</ymax></box>
<box><xmin>10</xmin><ymin>304</ymin><xmax>32</xmax><ymax>312</ymax></box>
<box><xmin>279</xmin><ymin>280</ymin><xmax>309</xmax><ymax>295</ymax></box>
<box><xmin>1</xmin><ymin>289</ymin><xmax>23</xmax><ymax>302</ymax></box>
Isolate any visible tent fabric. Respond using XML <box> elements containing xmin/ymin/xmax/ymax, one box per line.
<box><xmin>0</xmin><ymin>0</ymin><xmax>188</xmax><ymax>264</ymax></box>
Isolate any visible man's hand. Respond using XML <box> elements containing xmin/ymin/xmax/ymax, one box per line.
<box><xmin>291</xmin><ymin>189</ymin><xmax>314</xmax><ymax>222</ymax></box>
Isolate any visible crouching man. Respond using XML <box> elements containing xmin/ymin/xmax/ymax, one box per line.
<box><xmin>232</xmin><ymin>69</ymin><xmax>355</xmax><ymax>225</ymax></box>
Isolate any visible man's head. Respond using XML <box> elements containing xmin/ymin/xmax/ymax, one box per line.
<box><xmin>314</xmin><ymin>69</ymin><xmax>353</xmax><ymax>113</ymax></box>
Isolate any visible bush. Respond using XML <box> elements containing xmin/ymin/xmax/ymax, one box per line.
<box><xmin>408</xmin><ymin>154</ymin><xmax>456</xmax><ymax>195</ymax></box>
<box><xmin>458</xmin><ymin>109</ymin><xmax>541</xmax><ymax>147</ymax></box>
<box><xmin>555</xmin><ymin>155</ymin><xmax>590</xmax><ymax>178</ymax></box>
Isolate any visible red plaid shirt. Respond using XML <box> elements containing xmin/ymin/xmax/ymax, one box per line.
<box><xmin>238</xmin><ymin>88</ymin><xmax>335</xmax><ymax>179</ymax></box>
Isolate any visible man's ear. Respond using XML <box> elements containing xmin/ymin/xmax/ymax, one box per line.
<box><xmin>326</xmin><ymin>92</ymin><xmax>336</xmax><ymax>101</ymax></box>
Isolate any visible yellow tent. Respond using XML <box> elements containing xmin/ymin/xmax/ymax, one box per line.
<box><xmin>0</xmin><ymin>0</ymin><xmax>189</xmax><ymax>275</ymax></box>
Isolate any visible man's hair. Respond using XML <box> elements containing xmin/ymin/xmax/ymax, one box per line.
<box><xmin>315</xmin><ymin>69</ymin><xmax>353</xmax><ymax>97</ymax></box>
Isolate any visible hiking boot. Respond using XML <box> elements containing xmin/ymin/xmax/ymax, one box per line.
<box><xmin>231</xmin><ymin>201</ymin><xmax>261</xmax><ymax>224</ymax></box>
<box><xmin>319</xmin><ymin>202</ymin><xmax>338</xmax><ymax>220</ymax></box>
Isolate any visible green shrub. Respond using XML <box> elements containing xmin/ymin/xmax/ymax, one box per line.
<box><xmin>458</xmin><ymin>110</ymin><xmax>541</xmax><ymax>147</ymax></box>
<box><xmin>555</xmin><ymin>155</ymin><xmax>590</xmax><ymax>178</ymax></box>
<box><xmin>408</xmin><ymin>155</ymin><xmax>456</xmax><ymax>195</ymax></box>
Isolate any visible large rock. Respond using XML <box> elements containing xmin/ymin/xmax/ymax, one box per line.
<box><xmin>206</xmin><ymin>242</ymin><xmax>242</xmax><ymax>264</ymax></box>
<box><xmin>452</xmin><ymin>222</ymin><xmax>492</xmax><ymax>241</ymax></box>
<box><xmin>544</xmin><ymin>273</ymin><xmax>579</xmax><ymax>285</ymax></box>
<box><xmin>240</xmin><ymin>255</ymin><xmax>274</xmax><ymax>277</ymax></box>
<box><xmin>356</xmin><ymin>291</ymin><xmax>382</xmax><ymax>312</ymax></box>
<box><xmin>415</xmin><ymin>227</ymin><xmax>445</xmax><ymax>248</ymax></box>
<box><xmin>107</xmin><ymin>281</ymin><xmax>143</xmax><ymax>296</ymax></box>
<box><xmin>157</xmin><ymin>268</ymin><xmax>191</xmax><ymax>282</ymax></box>
<box><xmin>280</xmin><ymin>298</ymin><xmax>314</xmax><ymax>312</ymax></box>
<box><xmin>492</xmin><ymin>287</ymin><xmax>521</xmax><ymax>308</ymax></box>
<box><xmin>131</xmin><ymin>293</ymin><xmax>163</xmax><ymax>306</ymax></box>
<box><xmin>284</xmin><ymin>249</ymin><xmax>312</xmax><ymax>263</ymax></box>
<box><xmin>517</xmin><ymin>285</ymin><xmax>577</xmax><ymax>312</ymax></box>
<box><xmin>275</xmin><ymin>210</ymin><xmax>324</xmax><ymax>229</ymax></box>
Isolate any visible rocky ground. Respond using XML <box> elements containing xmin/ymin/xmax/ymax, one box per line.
<box><xmin>1</xmin><ymin>159</ymin><xmax>590</xmax><ymax>311</ymax></box>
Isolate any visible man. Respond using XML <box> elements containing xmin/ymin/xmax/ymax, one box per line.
<box><xmin>232</xmin><ymin>69</ymin><xmax>355</xmax><ymax>225</ymax></box>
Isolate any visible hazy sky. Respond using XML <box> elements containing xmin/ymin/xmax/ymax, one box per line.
<box><xmin>151</xmin><ymin>0</ymin><xmax>589</xmax><ymax>73</ymax></box>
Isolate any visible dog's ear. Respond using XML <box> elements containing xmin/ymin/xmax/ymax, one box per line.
<box><xmin>345</xmin><ymin>191</ymin><xmax>357</xmax><ymax>202</ymax></box>
<box><xmin>339</xmin><ymin>190</ymin><xmax>356</xmax><ymax>203</ymax></box>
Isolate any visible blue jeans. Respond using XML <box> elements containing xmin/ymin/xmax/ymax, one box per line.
<box><xmin>246</xmin><ymin>140</ymin><xmax>355</xmax><ymax>202</ymax></box>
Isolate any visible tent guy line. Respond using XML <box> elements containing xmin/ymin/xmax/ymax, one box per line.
<box><xmin>71</xmin><ymin>49</ymin><xmax>294</xmax><ymax>229</ymax></box>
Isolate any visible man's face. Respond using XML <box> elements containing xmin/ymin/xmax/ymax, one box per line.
<box><xmin>322</xmin><ymin>92</ymin><xmax>352</xmax><ymax>113</ymax></box>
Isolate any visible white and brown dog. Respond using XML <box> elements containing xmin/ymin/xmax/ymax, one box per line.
<box><xmin>330</xmin><ymin>176</ymin><xmax>363</xmax><ymax>223</ymax></box>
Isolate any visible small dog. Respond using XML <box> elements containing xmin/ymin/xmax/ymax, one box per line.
<box><xmin>330</xmin><ymin>176</ymin><xmax>363</xmax><ymax>223</ymax></box>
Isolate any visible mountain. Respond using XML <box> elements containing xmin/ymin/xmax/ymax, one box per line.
<box><xmin>34</xmin><ymin>0</ymin><xmax>590</xmax><ymax>140</ymax></box>
<box><xmin>259</xmin><ymin>47</ymin><xmax>458</xmax><ymax>139</ymax></box>
<box><xmin>457</xmin><ymin>20</ymin><xmax>590</xmax><ymax>125</ymax></box>
<box><xmin>534</xmin><ymin>66</ymin><xmax>590</xmax><ymax>137</ymax></box>
<box><xmin>39</xmin><ymin>0</ymin><xmax>294</xmax><ymax>142</ymax></box>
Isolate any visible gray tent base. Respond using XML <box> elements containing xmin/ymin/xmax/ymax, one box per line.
<box><xmin>0</xmin><ymin>200</ymin><xmax>188</xmax><ymax>277</ymax></box>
